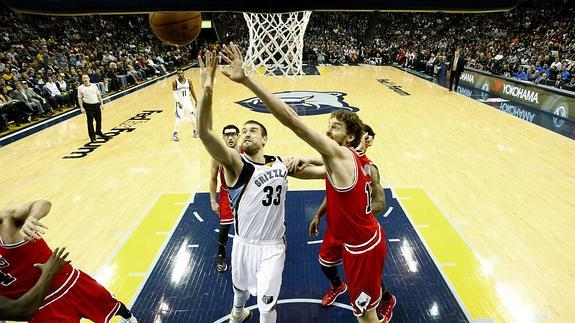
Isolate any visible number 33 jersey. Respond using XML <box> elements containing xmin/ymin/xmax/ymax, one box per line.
<box><xmin>227</xmin><ymin>155</ymin><xmax>288</xmax><ymax>242</ymax></box>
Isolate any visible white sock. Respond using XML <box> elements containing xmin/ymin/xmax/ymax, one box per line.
<box><xmin>173</xmin><ymin>118</ymin><xmax>181</xmax><ymax>133</ymax></box>
<box><xmin>190</xmin><ymin>111</ymin><xmax>197</xmax><ymax>133</ymax></box>
<box><xmin>260</xmin><ymin>310</ymin><xmax>277</xmax><ymax>323</ymax></box>
<box><xmin>232</xmin><ymin>288</ymin><xmax>250</xmax><ymax>317</ymax></box>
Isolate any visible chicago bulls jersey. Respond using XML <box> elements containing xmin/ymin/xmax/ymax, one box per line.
<box><xmin>0</xmin><ymin>238</ymin><xmax>75</xmax><ymax>303</ymax></box>
<box><xmin>325</xmin><ymin>147</ymin><xmax>379</xmax><ymax>245</ymax></box>
<box><xmin>219</xmin><ymin>165</ymin><xmax>228</xmax><ymax>193</ymax></box>
<box><xmin>219</xmin><ymin>147</ymin><xmax>243</xmax><ymax>192</ymax></box>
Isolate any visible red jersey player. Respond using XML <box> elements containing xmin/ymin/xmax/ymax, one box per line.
<box><xmin>0</xmin><ymin>199</ymin><xmax>138</xmax><ymax>323</ymax></box>
<box><xmin>220</xmin><ymin>42</ymin><xmax>393</xmax><ymax>323</ymax></box>
<box><xmin>209</xmin><ymin>124</ymin><xmax>240</xmax><ymax>272</ymax></box>
<box><xmin>304</xmin><ymin>124</ymin><xmax>396</xmax><ymax>322</ymax></box>
<box><xmin>0</xmin><ymin>246</ymin><xmax>69</xmax><ymax>320</ymax></box>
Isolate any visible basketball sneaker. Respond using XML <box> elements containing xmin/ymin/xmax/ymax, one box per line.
<box><xmin>216</xmin><ymin>255</ymin><xmax>228</xmax><ymax>272</ymax></box>
<box><xmin>119</xmin><ymin>315</ymin><xmax>138</xmax><ymax>323</ymax></box>
<box><xmin>377</xmin><ymin>293</ymin><xmax>396</xmax><ymax>323</ymax></box>
<box><xmin>321</xmin><ymin>282</ymin><xmax>347</xmax><ymax>307</ymax></box>
<box><xmin>229</xmin><ymin>308</ymin><xmax>252</xmax><ymax>323</ymax></box>
<box><xmin>172</xmin><ymin>132</ymin><xmax>179</xmax><ymax>141</ymax></box>
<box><xmin>193</xmin><ymin>129</ymin><xmax>198</xmax><ymax>138</ymax></box>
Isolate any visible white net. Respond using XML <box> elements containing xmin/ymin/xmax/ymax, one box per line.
<box><xmin>242</xmin><ymin>11</ymin><xmax>312</xmax><ymax>77</ymax></box>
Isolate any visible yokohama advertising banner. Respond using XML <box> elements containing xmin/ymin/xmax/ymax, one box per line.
<box><xmin>458</xmin><ymin>68</ymin><xmax>575</xmax><ymax>122</ymax></box>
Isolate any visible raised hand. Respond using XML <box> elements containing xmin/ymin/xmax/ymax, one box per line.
<box><xmin>199</xmin><ymin>49</ymin><xmax>218</xmax><ymax>90</ymax></box>
<box><xmin>356</xmin><ymin>132</ymin><xmax>369</xmax><ymax>153</ymax></box>
<box><xmin>34</xmin><ymin>247</ymin><xmax>71</xmax><ymax>276</ymax></box>
<box><xmin>286</xmin><ymin>156</ymin><xmax>314</xmax><ymax>174</ymax></box>
<box><xmin>220</xmin><ymin>42</ymin><xmax>247</xmax><ymax>83</ymax></box>
<box><xmin>20</xmin><ymin>217</ymin><xmax>48</xmax><ymax>241</ymax></box>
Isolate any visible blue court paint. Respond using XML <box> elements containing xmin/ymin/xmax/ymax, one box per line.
<box><xmin>131</xmin><ymin>189</ymin><xmax>468</xmax><ymax>322</ymax></box>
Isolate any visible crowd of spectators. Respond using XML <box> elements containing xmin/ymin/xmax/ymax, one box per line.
<box><xmin>211</xmin><ymin>0</ymin><xmax>575</xmax><ymax>91</ymax></box>
<box><xmin>2</xmin><ymin>0</ymin><xmax>575</xmax><ymax>132</ymax></box>
<box><xmin>373</xmin><ymin>0</ymin><xmax>575</xmax><ymax>91</ymax></box>
<box><xmin>0</xmin><ymin>5</ymin><xmax>197</xmax><ymax>132</ymax></box>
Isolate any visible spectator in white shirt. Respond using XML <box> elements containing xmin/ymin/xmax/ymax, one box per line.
<box><xmin>56</xmin><ymin>74</ymin><xmax>74</xmax><ymax>107</ymax></box>
<box><xmin>45</xmin><ymin>75</ymin><xmax>70</xmax><ymax>107</ymax></box>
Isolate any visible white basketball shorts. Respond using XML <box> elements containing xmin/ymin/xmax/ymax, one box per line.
<box><xmin>175</xmin><ymin>101</ymin><xmax>195</xmax><ymax>120</ymax></box>
<box><xmin>231</xmin><ymin>236</ymin><xmax>286</xmax><ymax>312</ymax></box>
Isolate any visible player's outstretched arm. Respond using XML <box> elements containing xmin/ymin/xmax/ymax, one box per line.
<box><xmin>288</xmin><ymin>164</ymin><xmax>325</xmax><ymax>180</ymax></box>
<box><xmin>220</xmin><ymin>43</ymin><xmax>343</xmax><ymax>160</ymax></box>
<box><xmin>2</xmin><ymin>200</ymin><xmax>52</xmax><ymax>241</ymax></box>
<box><xmin>197</xmin><ymin>50</ymin><xmax>243</xmax><ymax>179</ymax></box>
<box><xmin>12</xmin><ymin>200</ymin><xmax>52</xmax><ymax>221</ymax></box>
<box><xmin>284</xmin><ymin>156</ymin><xmax>325</xmax><ymax>180</ymax></box>
<box><xmin>285</xmin><ymin>156</ymin><xmax>324</xmax><ymax>174</ymax></box>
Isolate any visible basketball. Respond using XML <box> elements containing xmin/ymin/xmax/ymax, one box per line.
<box><xmin>149</xmin><ymin>12</ymin><xmax>202</xmax><ymax>46</ymax></box>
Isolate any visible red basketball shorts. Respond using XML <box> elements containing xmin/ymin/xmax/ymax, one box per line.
<box><xmin>31</xmin><ymin>269</ymin><xmax>120</xmax><ymax>323</ymax></box>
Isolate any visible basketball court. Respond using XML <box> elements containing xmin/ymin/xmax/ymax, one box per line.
<box><xmin>1</xmin><ymin>63</ymin><xmax>573</xmax><ymax>322</ymax></box>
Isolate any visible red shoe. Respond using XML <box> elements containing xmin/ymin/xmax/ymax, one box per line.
<box><xmin>378</xmin><ymin>293</ymin><xmax>396</xmax><ymax>323</ymax></box>
<box><xmin>321</xmin><ymin>282</ymin><xmax>348</xmax><ymax>307</ymax></box>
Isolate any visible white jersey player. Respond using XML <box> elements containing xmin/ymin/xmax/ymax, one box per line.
<box><xmin>196</xmin><ymin>50</ymin><xmax>311</xmax><ymax>323</ymax></box>
<box><xmin>172</xmin><ymin>69</ymin><xmax>198</xmax><ymax>141</ymax></box>
<box><xmin>227</xmin><ymin>152</ymin><xmax>288</xmax><ymax>322</ymax></box>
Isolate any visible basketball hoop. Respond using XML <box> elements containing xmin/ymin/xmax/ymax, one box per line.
<box><xmin>242</xmin><ymin>11</ymin><xmax>312</xmax><ymax>77</ymax></box>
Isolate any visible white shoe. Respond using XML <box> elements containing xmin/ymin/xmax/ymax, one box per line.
<box><xmin>193</xmin><ymin>129</ymin><xmax>198</xmax><ymax>138</ymax></box>
<box><xmin>229</xmin><ymin>308</ymin><xmax>251</xmax><ymax>323</ymax></box>
<box><xmin>172</xmin><ymin>133</ymin><xmax>179</xmax><ymax>141</ymax></box>
<box><xmin>119</xmin><ymin>315</ymin><xmax>138</xmax><ymax>323</ymax></box>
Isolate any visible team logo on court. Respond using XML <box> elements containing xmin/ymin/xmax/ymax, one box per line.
<box><xmin>262</xmin><ymin>295</ymin><xmax>274</xmax><ymax>304</ymax></box>
<box><xmin>236</xmin><ymin>91</ymin><xmax>359</xmax><ymax>115</ymax></box>
<box><xmin>355</xmin><ymin>291</ymin><xmax>372</xmax><ymax>312</ymax></box>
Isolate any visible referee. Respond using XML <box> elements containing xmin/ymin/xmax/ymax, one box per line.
<box><xmin>77</xmin><ymin>74</ymin><xmax>107</xmax><ymax>142</ymax></box>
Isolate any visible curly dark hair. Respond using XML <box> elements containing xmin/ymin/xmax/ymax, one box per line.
<box><xmin>330</xmin><ymin>110</ymin><xmax>364</xmax><ymax>148</ymax></box>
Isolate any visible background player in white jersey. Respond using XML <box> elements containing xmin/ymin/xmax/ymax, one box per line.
<box><xmin>197</xmin><ymin>50</ymin><xmax>308</xmax><ymax>323</ymax></box>
<box><xmin>172</xmin><ymin>69</ymin><xmax>198</xmax><ymax>141</ymax></box>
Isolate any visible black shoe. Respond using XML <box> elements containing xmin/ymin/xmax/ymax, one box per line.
<box><xmin>96</xmin><ymin>132</ymin><xmax>109</xmax><ymax>140</ymax></box>
<box><xmin>90</xmin><ymin>137</ymin><xmax>96</xmax><ymax>143</ymax></box>
<box><xmin>216</xmin><ymin>255</ymin><xmax>228</xmax><ymax>273</ymax></box>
